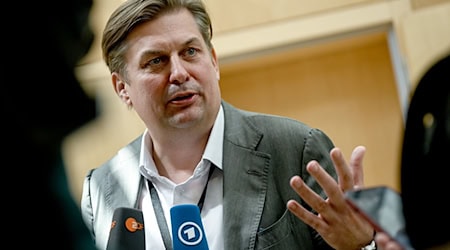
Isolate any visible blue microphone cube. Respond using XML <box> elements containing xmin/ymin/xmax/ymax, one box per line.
<box><xmin>170</xmin><ymin>204</ymin><xmax>209</xmax><ymax>249</ymax></box>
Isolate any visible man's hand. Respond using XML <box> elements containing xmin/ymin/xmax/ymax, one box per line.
<box><xmin>287</xmin><ymin>146</ymin><xmax>374</xmax><ymax>250</ymax></box>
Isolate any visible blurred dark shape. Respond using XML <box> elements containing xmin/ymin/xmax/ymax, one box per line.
<box><xmin>400</xmin><ymin>54</ymin><xmax>450</xmax><ymax>250</ymax></box>
<box><xmin>3</xmin><ymin>0</ymin><xmax>97</xmax><ymax>249</ymax></box>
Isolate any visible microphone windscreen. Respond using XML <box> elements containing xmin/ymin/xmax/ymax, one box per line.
<box><xmin>106</xmin><ymin>207</ymin><xmax>145</xmax><ymax>250</ymax></box>
<box><xmin>170</xmin><ymin>204</ymin><xmax>209</xmax><ymax>250</ymax></box>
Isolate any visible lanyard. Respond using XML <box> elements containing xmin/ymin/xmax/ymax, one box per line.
<box><xmin>147</xmin><ymin>166</ymin><xmax>215</xmax><ymax>250</ymax></box>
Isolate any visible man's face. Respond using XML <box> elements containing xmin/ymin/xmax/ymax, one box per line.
<box><xmin>116</xmin><ymin>8</ymin><xmax>221</xmax><ymax>135</ymax></box>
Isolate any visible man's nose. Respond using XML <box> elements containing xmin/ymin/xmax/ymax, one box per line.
<box><xmin>169</xmin><ymin>56</ymin><xmax>189</xmax><ymax>84</ymax></box>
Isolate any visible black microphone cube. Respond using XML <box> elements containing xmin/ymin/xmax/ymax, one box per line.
<box><xmin>106</xmin><ymin>207</ymin><xmax>145</xmax><ymax>250</ymax></box>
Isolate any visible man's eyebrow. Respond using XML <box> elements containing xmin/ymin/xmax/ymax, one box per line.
<box><xmin>184</xmin><ymin>37</ymin><xmax>201</xmax><ymax>46</ymax></box>
<box><xmin>139</xmin><ymin>49</ymin><xmax>162</xmax><ymax>61</ymax></box>
<box><xmin>138</xmin><ymin>37</ymin><xmax>203</xmax><ymax>59</ymax></box>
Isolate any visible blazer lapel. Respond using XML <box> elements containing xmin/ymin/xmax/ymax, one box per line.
<box><xmin>222</xmin><ymin>102</ymin><xmax>271</xmax><ymax>249</ymax></box>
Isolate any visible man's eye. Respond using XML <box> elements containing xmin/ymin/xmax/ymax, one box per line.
<box><xmin>186</xmin><ymin>48</ymin><xmax>197</xmax><ymax>57</ymax></box>
<box><xmin>149</xmin><ymin>57</ymin><xmax>162</xmax><ymax>65</ymax></box>
<box><xmin>141</xmin><ymin>56</ymin><xmax>167</xmax><ymax>72</ymax></box>
<box><xmin>144</xmin><ymin>57</ymin><xmax>165</xmax><ymax>68</ymax></box>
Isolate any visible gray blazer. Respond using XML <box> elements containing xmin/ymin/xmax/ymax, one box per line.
<box><xmin>81</xmin><ymin>101</ymin><xmax>337</xmax><ymax>250</ymax></box>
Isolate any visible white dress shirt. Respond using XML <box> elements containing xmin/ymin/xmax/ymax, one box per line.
<box><xmin>139</xmin><ymin>106</ymin><xmax>224</xmax><ymax>250</ymax></box>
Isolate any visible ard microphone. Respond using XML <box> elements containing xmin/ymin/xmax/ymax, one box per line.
<box><xmin>106</xmin><ymin>207</ymin><xmax>145</xmax><ymax>250</ymax></box>
<box><xmin>170</xmin><ymin>204</ymin><xmax>209</xmax><ymax>250</ymax></box>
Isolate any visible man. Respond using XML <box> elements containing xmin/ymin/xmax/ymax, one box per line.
<box><xmin>81</xmin><ymin>0</ymin><xmax>374</xmax><ymax>249</ymax></box>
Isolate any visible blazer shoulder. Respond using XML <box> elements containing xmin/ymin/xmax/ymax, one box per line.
<box><xmin>97</xmin><ymin>135</ymin><xmax>141</xmax><ymax>168</ymax></box>
<box><xmin>222</xmin><ymin>100</ymin><xmax>314</xmax><ymax>135</ymax></box>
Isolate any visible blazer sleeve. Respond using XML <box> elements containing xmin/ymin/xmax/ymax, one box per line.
<box><xmin>80</xmin><ymin>168</ymin><xmax>96</xmax><ymax>240</ymax></box>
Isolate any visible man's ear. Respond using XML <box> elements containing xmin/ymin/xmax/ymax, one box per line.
<box><xmin>112</xmin><ymin>72</ymin><xmax>132</xmax><ymax>106</ymax></box>
<box><xmin>210</xmin><ymin>47</ymin><xmax>220</xmax><ymax>80</ymax></box>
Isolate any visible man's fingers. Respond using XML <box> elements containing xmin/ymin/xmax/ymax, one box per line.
<box><xmin>290</xmin><ymin>162</ymin><xmax>345</xmax><ymax>217</ymax></box>
<box><xmin>287</xmin><ymin>176</ymin><xmax>329</xmax><ymax>231</ymax></box>
<box><xmin>287</xmin><ymin>199</ymin><xmax>326</xmax><ymax>230</ymax></box>
<box><xmin>330</xmin><ymin>146</ymin><xmax>366</xmax><ymax>191</ymax></box>
<box><xmin>330</xmin><ymin>147</ymin><xmax>353</xmax><ymax>191</ymax></box>
<box><xmin>350</xmin><ymin>146</ymin><xmax>366</xmax><ymax>188</ymax></box>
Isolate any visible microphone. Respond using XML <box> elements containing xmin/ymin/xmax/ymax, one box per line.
<box><xmin>170</xmin><ymin>204</ymin><xmax>209</xmax><ymax>250</ymax></box>
<box><xmin>106</xmin><ymin>207</ymin><xmax>145</xmax><ymax>250</ymax></box>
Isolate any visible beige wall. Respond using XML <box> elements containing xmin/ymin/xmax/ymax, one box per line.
<box><xmin>67</xmin><ymin>0</ymin><xmax>450</xmax><ymax>200</ymax></box>
<box><xmin>219</xmin><ymin>31</ymin><xmax>403</xmax><ymax>191</ymax></box>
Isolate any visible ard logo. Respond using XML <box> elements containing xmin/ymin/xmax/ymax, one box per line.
<box><xmin>177</xmin><ymin>221</ymin><xmax>203</xmax><ymax>246</ymax></box>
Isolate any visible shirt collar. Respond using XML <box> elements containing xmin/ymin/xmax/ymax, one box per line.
<box><xmin>203</xmin><ymin>105</ymin><xmax>224</xmax><ymax>170</ymax></box>
<box><xmin>139</xmin><ymin>104</ymin><xmax>224</xmax><ymax>179</ymax></box>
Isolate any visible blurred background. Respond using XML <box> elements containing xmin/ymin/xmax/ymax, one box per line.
<box><xmin>64</xmin><ymin>0</ymin><xmax>450</xmax><ymax>202</ymax></box>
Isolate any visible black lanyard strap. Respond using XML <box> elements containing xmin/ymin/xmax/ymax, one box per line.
<box><xmin>197</xmin><ymin>166</ymin><xmax>215</xmax><ymax>211</ymax></box>
<box><xmin>148</xmin><ymin>181</ymin><xmax>173</xmax><ymax>250</ymax></box>
<box><xmin>148</xmin><ymin>166</ymin><xmax>215</xmax><ymax>249</ymax></box>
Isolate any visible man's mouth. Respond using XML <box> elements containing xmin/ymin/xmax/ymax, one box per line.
<box><xmin>171</xmin><ymin>93</ymin><xmax>194</xmax><ymax>101</ymax></box>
